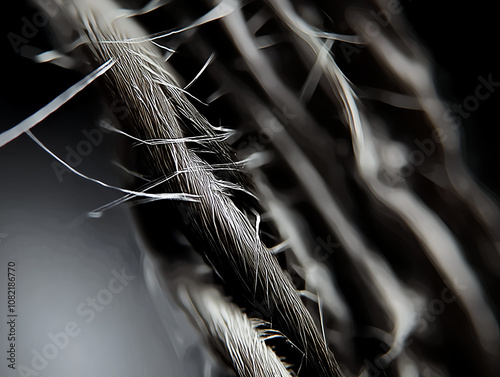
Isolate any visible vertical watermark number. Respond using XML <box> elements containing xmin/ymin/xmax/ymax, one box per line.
<box><xmin>6</xmin><ymin>261</ymin><xmax>17</xmax><ymax>371</ymax></box>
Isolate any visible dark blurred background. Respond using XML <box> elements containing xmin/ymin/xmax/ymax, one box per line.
<box><xmin>402</xmin><ymin>0</ymin><xmax>499</xmax><ymax>198</ymax></box>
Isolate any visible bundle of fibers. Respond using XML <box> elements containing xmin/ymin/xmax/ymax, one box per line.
<box><xmin>4</xmin><ymin>0</ymin><xmax>500</xmax><ymax>376</ymax></box>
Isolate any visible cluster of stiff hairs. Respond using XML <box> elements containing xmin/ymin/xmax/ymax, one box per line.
<box><xmin>4</xmin><ymin>0</ymin><xmax>500</xmax><ymax>376</ymax></box>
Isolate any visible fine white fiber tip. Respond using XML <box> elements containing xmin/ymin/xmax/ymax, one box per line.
<box><xmin>0</xmin><ymin>59</ymin><xmax>115</xmax><ymax>148</ymax></box>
